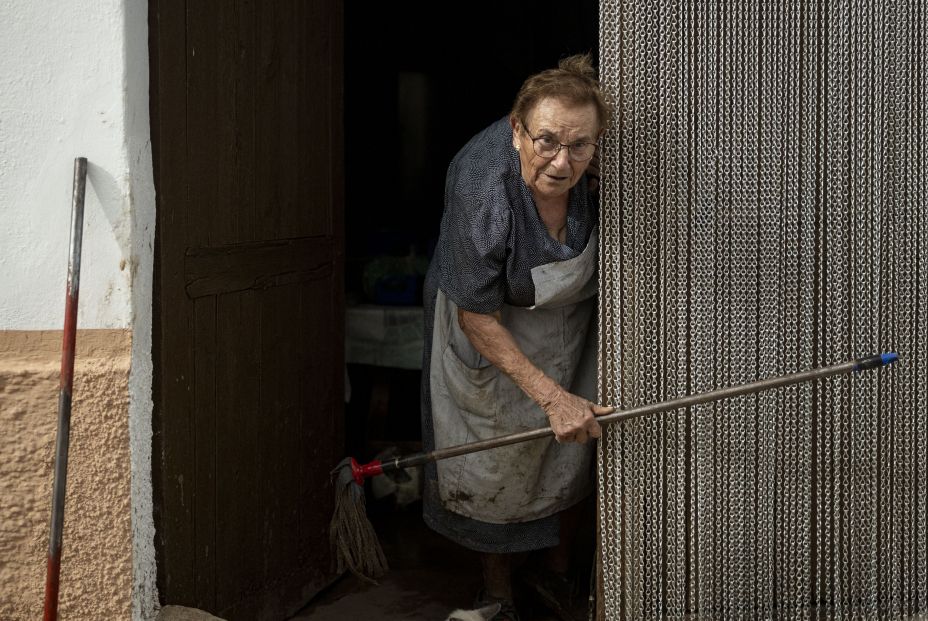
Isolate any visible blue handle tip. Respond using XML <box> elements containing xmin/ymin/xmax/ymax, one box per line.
<box><xmin>881</xmin><ymin>352</ymin><xmax>899</xmax><ymax>366</ymax></box>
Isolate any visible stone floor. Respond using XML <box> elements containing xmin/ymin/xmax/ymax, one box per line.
<box><xmin>290</xmin><ymin>501</ymin><xmax>562</xmax><ymax>621</ymax></box>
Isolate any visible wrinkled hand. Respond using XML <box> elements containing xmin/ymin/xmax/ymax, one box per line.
<box><xmin>540</xmin><ymin>385</ymin><xmax>613</xmax><ymax>444</ymax></box>
<box><xmin>586</xmin><ymin>148</ymin><xmax>601</xmax><ymax>193</ymax></box>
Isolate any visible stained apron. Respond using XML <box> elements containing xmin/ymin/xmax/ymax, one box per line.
<box><xmin>429</xmin><ymin>227</ymin><xmax>599</xmax><ymax>523</ymax></box>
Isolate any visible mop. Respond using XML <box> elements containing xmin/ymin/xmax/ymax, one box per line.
<box><xmin>329</xmin><ymin>353</ymin><xmax>898</xmax><ymax>582</ymax></box>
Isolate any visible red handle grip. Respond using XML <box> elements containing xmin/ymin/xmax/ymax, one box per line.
<box><xmin>350</xmin><ymin>457</ymin><xmax>383</xmax><ymax>485</ymax></box>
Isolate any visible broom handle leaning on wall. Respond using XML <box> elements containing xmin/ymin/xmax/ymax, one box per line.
<box><xmin>43</xmin><ymin>157</ymin><xmax>88</xmax><ymax>621</ymax></box>
<box><xmin>349</xmin><ymin>352</ymin><xmax>899</xmax><ymax>484</ymax></box>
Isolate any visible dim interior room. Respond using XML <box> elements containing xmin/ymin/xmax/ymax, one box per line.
<box><xmin>340</xmin><ymin>1</ymin><xmax>599</xmax><ymax>488</ymax></box>
<box><xmin>315</xmin><ymin>1</ymin><xmax>599</xmax><ymax>617</ymax></box>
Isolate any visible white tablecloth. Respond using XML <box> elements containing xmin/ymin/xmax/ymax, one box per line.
<box><xmin>345</xmin><ymin>304</ymin><xmax>424</xmax><ymax>370</ymax></box>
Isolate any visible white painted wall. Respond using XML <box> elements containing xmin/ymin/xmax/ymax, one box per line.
<box><xmin>0</xmin><ymin>1</ymin><xmax>159</xmax><ymax>619</ymax></box>
<box><xmin>0</xmin><ymin>0</ymin><xmax>133</xmax><ymax>330</ymax></box>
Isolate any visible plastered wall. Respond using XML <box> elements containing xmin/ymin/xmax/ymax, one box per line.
<box><xmin>0</xmin><ymin>331</ymin><xmax>132</xmax><ymax>619</ymax></box>
<box><xmin>0</xmin><ymin>0</ymin><xmax>157</xmax><ymax>618</ymax></box>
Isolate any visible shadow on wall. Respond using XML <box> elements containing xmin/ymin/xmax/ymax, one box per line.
<box><xmin>86</xmin><ymin>161</ymin><xmax>130</xmax><ymax>263</ymax></box>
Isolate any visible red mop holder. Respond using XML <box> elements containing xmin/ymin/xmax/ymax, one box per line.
<box><xmin>43</xmin><ymin>157</ymin><xmax>88</xmax><ymax>621</ymax></box>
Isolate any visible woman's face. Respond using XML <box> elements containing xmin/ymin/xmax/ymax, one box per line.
<box><xmin>511</xmin><ymin>98</ymin><xmax>600</xmax><ymax>202</ymax></box>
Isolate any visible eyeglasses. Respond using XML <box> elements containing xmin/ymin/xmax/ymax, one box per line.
<box><xmin>520</xmin><ymin>121</ymin><xmax>598</xmax><ymax>162</ymax></box>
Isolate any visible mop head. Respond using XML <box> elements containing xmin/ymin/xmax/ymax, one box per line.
<box><xmin>329</xmin><ymin>458</ymin><xmax>388</xmax><ymax>583</ymax></box>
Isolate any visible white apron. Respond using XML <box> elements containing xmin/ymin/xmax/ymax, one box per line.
<box><xmin>430</xmin><ymin>227</ymin><xmax>599</xmax><ymax>523</ymax></box>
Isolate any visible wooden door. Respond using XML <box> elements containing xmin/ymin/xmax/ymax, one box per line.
<box><xmin>149</xmin><ymin>1</ymin><xmax>344</xmax><ymax>618</ymax></box>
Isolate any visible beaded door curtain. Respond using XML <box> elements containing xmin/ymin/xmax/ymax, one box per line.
<box><xmin>597</xmin><ymin>0</ymin><xmax>927</xmax><ymax>618</ymax></box>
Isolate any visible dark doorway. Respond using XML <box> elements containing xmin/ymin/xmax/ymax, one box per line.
<box><xmin>335</xmin><ymin>3</ymin><xmax>599</xmax><ymax>620</ymax></box>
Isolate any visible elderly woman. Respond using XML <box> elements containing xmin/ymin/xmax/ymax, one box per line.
<box><xmin>422</xmin><ymin>55</ymin><xmax>611</xmax><ymax>620</ymax></box>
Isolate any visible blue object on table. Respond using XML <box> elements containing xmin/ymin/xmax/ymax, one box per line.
<box><xmin>373</xmin><ymin>274</ymin><xmax>419</xmax><ymax>306</ymax></box>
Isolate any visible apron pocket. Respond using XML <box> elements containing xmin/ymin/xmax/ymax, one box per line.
<box><xmin>440</xmin><ymin>343</ymin><xmax>501</xmax><ymax>421</ymax></box>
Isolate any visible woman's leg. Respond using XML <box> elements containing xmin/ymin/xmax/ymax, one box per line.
<box><xmin>544</xmin><ymin>501</ymin><xmax>584</xmax><ymax>574</ymax></box>
<box><xmin>481</xmin><ymin>552</ymin><xmax>514</xmax><ymax>600</ymax></box>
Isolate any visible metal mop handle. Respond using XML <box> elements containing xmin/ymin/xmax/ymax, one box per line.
<box><xmin>349</xmin><ymin>353</ymin><xmax>899</xmax><ymax>484</ymax></box>
<box><xmin>43</xmin><ymin>157</ymin><xmax>88</xmax><ymax>621</ymax></box>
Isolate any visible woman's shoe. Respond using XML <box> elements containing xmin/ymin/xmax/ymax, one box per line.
<box><xmin>472</xmin><ymin>588</ymin><xmax>521</xmax><ymax>621</ymax></box>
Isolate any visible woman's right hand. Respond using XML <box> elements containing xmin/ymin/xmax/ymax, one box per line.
<box><xmin>538</xmin><ymin>382</ymin><xmax>612</xmax><ymax>444</ymax></box>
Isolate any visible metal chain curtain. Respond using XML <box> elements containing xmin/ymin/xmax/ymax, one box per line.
<box><xmin>597</xmin><ymin>0</ymin><xmax>927</xmax><ymax>618</ymax></box>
